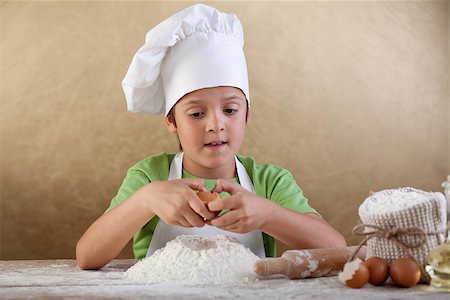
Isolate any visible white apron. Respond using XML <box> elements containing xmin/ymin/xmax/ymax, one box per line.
<box><xmin>146</xmin><ymin>152</ymin><xmax>266</xmax><ymax>257</ymax></box>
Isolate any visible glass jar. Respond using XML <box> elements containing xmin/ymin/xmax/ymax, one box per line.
<box><xmin>426</xmin><ymin>243</ymin><xmax>450</xmax><ymax>291</ymax></box>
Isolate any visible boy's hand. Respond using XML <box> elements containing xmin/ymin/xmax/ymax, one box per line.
<box><xmin>143</xmin><ymin>179</ymin><xmax>216</xmax><ymax>227</ymax></box>
<box><xmin>207</xmin><ymin>179</ymin><xmax>272</xmax><ymax>233</ymax></box>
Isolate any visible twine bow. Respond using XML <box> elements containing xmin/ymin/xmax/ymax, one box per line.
<box><xmin>348</xmin><ymin>224</ymin><xmax>446</xmax><ymax>262</ymax></box>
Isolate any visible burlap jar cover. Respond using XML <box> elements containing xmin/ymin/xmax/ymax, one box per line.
<box><xmin>357</xmin><ymin>187</ymin><xmax>447</xmax><ymax>283</ymax></box>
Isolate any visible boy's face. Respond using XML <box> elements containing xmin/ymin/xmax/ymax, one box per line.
<box><xmin>166</xmin><ymin>86</ymin><xmax>248</xmax><ymax>178</ymax></box>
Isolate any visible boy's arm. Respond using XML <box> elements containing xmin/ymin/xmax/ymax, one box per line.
<box><xmin>259</xmin><ymin>202</ymin><xmax>346</xmax><ymax>249</ymax></box>
<box><xmin>76</xmin><ymin>179</ymin><xmax>213</xmax><ymax>270</ymax></box>
<box><xmin>76</xmin><ymin>184</ymin><xmax>155</xmax><ymax>270</ymax></box>
<box><xmin>209</xmin><ymin>179</ymin><xmax>346</xmax><ymax>249</ymax></box>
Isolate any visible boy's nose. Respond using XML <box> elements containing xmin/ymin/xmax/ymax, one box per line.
<box><xmin>206</xmin><ymin>111</ymin><xmax>225</xmax><ymax>132</ymax></box>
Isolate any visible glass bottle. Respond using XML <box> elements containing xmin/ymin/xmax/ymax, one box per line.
<box><xmin>426</xmin><ymin>243</ymin><xmax>450</xmax><ymax>291</ymax></box>
<box><xmin>426</xmin><ymin>176</ymin><xmax>450</xmax><ymax>291</ymax></box>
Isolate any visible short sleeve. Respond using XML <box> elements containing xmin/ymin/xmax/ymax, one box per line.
<box><xmin>238</xmin><ymin>155</ymin><xmax>320</xmax><ymax>257</ymax></box>
<box><xmin>107</xmin><ymin>169</ymin><xmax>150</xmax><ymax>212</ymax></box>
<box><xmin>268</xmin><ymin>169</ymin><xmax>319</xmax><ymax>215</ymax></box>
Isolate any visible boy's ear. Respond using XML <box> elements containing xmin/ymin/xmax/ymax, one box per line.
<box><xmin>165</xmin><ymin>115</ymin><xmax>177</xmax><ymax>133</ymax></box>
<box><xmin>246</xmin><ymin>107</ymin><xmax>252</xmax><ymax>124</ymax></box>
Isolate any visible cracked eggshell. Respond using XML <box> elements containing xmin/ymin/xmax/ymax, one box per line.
<box><xmin>197</xmin><ymin>191</ymin><xmax>219</xmax><ymax>203</ymax></box>
<box><xmin>338</xmin><ymin>258</ymin><xmax>369</xmax><ymax>288</ymax></box>
<box><xmin>197</xmin><ymin>191</ymin><xmax>221</xmax><ymax>216</ymax></box>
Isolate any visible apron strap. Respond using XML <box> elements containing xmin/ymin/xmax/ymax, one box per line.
<box><xmin>235</xmin><ymin>156</ymin><xmax>254</xmax><ymax>193</ymax></box>
<box><xmin>168</xmin><ymin>152</ymin><xmax>183</xmax><ymax>181</ymax></box>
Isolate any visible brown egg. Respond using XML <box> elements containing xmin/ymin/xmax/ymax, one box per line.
<box><xmin>197</xmin><ymin>191</ymin><xmax>220</xmax><ymax>215</ymax></box>
<box><xmin>363</xmin><ymin>256</ymin><xmax>389</xmax><ymax>286</ymax></box>
<box><xmin>389</xmin><ymin>258</ymin><xmax>421</xmax><ymax>288</ymax></box>
<box><xmin>197</xmin><ymin>191</ymin><xmax>219</xmax><ymax>203</ymax></box>
<box><xmin>338</xmin><ymin>258</ymin><xmax>370</xmax><ymax>288</ymax></box>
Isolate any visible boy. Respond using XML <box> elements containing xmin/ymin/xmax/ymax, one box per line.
<box><xmin>76</xmin><ymin>4</ymin><xmax>345</xmax><ymax>270</ymax></box>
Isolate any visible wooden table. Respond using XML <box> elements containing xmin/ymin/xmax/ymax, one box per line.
<box><xmin>0</xmin><ymin>259</ymin><xmax>447</xmax><ymax>299</ymax></box>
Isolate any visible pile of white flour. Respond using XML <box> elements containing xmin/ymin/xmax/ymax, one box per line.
<box><xmin>359</xmin><ymin>187</ymin><xmax>433</xmax><ymax>215</ymax></box>
<box><xmin>125</xmin><ymin>235</ymin><xmax>259</xmax><ymax>285</ymax></box>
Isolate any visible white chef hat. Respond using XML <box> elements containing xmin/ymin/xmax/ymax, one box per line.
<box><xmin>122</xmin><ymin>4</ymin><xmax>250</xmax><ymax>116</ymax></box>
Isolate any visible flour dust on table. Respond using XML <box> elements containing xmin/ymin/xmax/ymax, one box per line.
<box><xmin>125</xmin><ymin>235</ymin><xmax>260</xmax><ymax>285</ymax></box>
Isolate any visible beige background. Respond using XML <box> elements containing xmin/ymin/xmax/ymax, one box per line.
<box><xmin>1</xmin><ymin>1</ymin><xmax>448</xmax><ymax>259</ymax></box>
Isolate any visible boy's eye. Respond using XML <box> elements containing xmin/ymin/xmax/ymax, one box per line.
<box><xmin>189</xmin><ymin>112</ymin><xmax>204</xmax><ymax>118</ymax></box>
<box><xmin>224</xmin><ymin>108</ymin><xmax>238</xmax><ymax>115</ymax></box>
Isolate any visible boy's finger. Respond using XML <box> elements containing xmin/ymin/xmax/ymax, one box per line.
<box><xmin>209</xmin><ymin>210</ymin><xmax>239</xmax><ymax>227</ymax></box>
<box><xmin>207</xmin><ymin>195</ymin><xmax>239</xmax><ymax>212</ymax></box>
<box><xmin>212</xmin><ymin>179</ymin><xmax>243</xmax><ymax>194</ymax></box>
<box><xmin>189</xmin><ymin>197</ymin><xmax>216</xmax><ymax>220</ymax></box>
<box><xmin>178</xmin><ymin>178</ymin><xmax>206</xmax><ymax>191</ymax></box>
<box><xmin>183</xmin><ymin>210</ymin><xmax>206</xmax><ymax>228</ymax></box>
<box><xmin>176</xmin><ymin>216</ymin><xmax>193</xmax><ymax>228</ymax></box>
<box><xmin>215</xmin><ymin>224</ymin><xmax>241</xmax><ymax>233</ymax></box>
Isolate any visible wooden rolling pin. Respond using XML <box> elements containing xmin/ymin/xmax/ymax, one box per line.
<box><xmin>254</xmin><ymin>246</ymin><xmax>366</xmax><ymax>279</ymax></box>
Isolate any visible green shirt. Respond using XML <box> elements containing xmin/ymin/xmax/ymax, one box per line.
<box><xmin>108</xmin><ymin>152</ymin><xmax>318</xmax><ymax>258</ymax></box>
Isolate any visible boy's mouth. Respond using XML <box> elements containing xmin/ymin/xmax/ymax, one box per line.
<box><xmin>204</xmin><ymin>141</ymin><xmax>227</xmax><ymax>148</ymax></box>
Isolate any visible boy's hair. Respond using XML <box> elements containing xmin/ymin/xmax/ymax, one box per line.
<box><xmin>166</xmin><ymin>109</ymin><xmax>181</xmax><ymax>150</ymax></box>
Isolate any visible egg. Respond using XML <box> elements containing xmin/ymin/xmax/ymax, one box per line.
<box><xmin>389</xmin><ymin>258</ymin><xmax>421</xmax><ymax>288</ymax></box>
<box><xmin>197</xmin><ymin>191</ymin><xmax>221</xmax><ymax>215</ymax></box>
<box><xmin>338</xmin><ymin>258</ymin><xmax>370</xmax><ymax>288</ymax></box>
<box><xmin>363</xmin><ymin>256</ymin><xmax>389</xmax><ymax>286</ymax></box>
<box><xmin>197</xmin><ymin>191</ymin><xmax>219</xmax><ymax>203</ymax></box>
